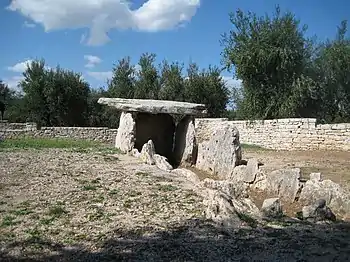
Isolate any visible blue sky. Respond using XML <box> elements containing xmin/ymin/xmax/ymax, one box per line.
<box><xmin>1</xmin><ymin>0</ymin><xmax>349</xmax><ymax>91</ymax></box>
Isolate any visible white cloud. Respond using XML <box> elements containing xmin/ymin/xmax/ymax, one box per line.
<box><xmin>7</xmin><ymin>60</ymin><xmax>33</xmax><ymax>73</ymax></box>
<box><xmin>221</xmin><ymin>76</ymin><xmax>242</xmax><ymax>89</ymax></box>
<box><xmin>87</xmin><ymin>71</ymin><xmax>113</xmax><ymax>81</ymax></box>
<box><xmin>3</xmin><ymin>76</ymin><xmax>24</xmax><ymax>92</ymax></box>
<box><xmin>84</xmin><ymin>55</ymin><xmax>102</xmax><ymax>68</ymax></box>
<box><xmin>8</xmin><ymin>0</ymin><xmax>201</xmax><ymax>45</ymax></box>
<box><xmin>23</xmin><ymin>21</ymin><xmax>36</xmax><ymax>28</ymax></box>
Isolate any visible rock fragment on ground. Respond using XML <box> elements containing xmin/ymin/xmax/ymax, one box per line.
<box><xmin>261</xmin><ymin>198</ymin><xmax>283</xmax><ymax>219</ymax></box>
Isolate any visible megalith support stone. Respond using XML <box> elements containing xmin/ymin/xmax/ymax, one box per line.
<box><xmin>195</xmin><ymin>123</ymin><xmax>242</xmax><ymax>179</ymax></box>
<box><xmin>173</xmin><ymin>116</ymin><xmax>196</xmax><ymax>166</ymax></box>
<box><xmin>115</xmin><ymin>112</ymin><xmax>136</xmax><ymax>153</ymax></box>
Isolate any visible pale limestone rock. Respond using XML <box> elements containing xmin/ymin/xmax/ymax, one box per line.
<box><xmin>309</xmin><ymin>173</ymin><xmax>322</xmax><ymax>182</ymax></box>
<box><xmin>299</xmin><ymin>179</ymin><xmax>350</xmax><ymax>216</ymax></box>
<box><xmin>140</xmin><ymin>140</ymin><xmax>155</xmax><ymax>165</ymax></box>
<box><xmin>201</xmin><ymin>178</ymin><xmax>249</xmax><ymax>199</ymax></box>
<box><xmin>115</xmin><ymin>112</ymin><xmax>135</xmax><ymax>153</ymax></box>
<box><xmin>246</xmin><ymin>158</ymin><xmax>260</xmax><ymax>182</ymax></box>
<box><xmin>252</xmin><ymin>171</ymin><xmax>268</xmax><ymax>191</ymax></box>
<box><xmin>267</xmin><ymin>168</ymin><xmax>301</xmax><ymax>203</ymax></box>
<box><xmin>171</xmin><ymin>168</ymin><xmax>200</xmax><ymax>184</ymax></box>
<box><xmin>98</xmin><ymin>98</ymin><xmax>207</xmax><ymax>116</ymax></box>
<box><xmin>131</xmin><ymin>148</ymin><xmax>140</xmax><ymax>158</ymax></box>
<box><xmin>302</xmin><ymin>203</ymin><xmax>336</xmax><ymax>222</ymax></box>
<box><xmin>203</xmin><ymin>189</ymin><xmax>261</xmax><ymax>228</ymax></box>
<box><xmin>195</xmin><ymin>124</ymin><xmax>241</xmax><ymax>179</ymax></box>
<box><xmin>228</xmin><ymin>162</ymin><xmax>257</xmax><ymax>184</ymax></box>
<box><xmin>261</xmin><ymin>198</ymin><xmax>283</xmax><ymax>218</ymax></box>
<box><xmin>154</xmin><ymin>154</ymin><xmax>173</xmax><ymax>171</ymax></box>
<box><xmin>174</xmin><ymin>116</ymin><xmax>196</xmax><ymax>166</ymax></box>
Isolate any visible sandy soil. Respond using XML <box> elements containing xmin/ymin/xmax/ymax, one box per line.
<box><xmin>243</xmin><ymin>148</ymin><xmax>350</xmax><ymax>187</ymax></box>
<box><xmin>1</xmin><ymin>148</ymin><xmax>350</xmax><ymax>261</ymax></box>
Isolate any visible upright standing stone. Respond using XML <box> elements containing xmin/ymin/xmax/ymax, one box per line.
<box><xmin>115</xmin><ymin>112</ymin><xmax>136</xmax><ymax>153</ymax></box>
<box><xmin>174</xmin><ymin>116</ymin><xmax>196</xmax><ymax>166</ymax></box>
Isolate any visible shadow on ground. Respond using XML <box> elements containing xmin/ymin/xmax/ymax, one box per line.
<box><xmin>1</xmin><ymin>218</ymin><xmax>350</xmax><ymax>261</ymax></box>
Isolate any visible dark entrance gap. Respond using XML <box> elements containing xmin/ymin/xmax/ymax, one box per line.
<box><xmin>134</xmin><ymin>112</ymin><xmax>176</xmax><ymax>165</ymax></box>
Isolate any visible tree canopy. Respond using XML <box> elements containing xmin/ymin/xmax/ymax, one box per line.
<box><xmin>221</xmin><ymin>6</ymin><xmax>350</xmax><ymax>123</ymax></box>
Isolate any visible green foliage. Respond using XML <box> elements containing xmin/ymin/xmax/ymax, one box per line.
<box><xmin>20</xmin><ymin>59</ymin><xmax>90</xmax><ymax>126</ymax></box>
<box><xmin>134</xmin><ymin>53</ymin><xmax>160</xmax><ymax>99</ymax></box>
<box><xmin>221</xmin><ymin>6</ymin><xmax>350</xmax><ymax>123</ymax></box>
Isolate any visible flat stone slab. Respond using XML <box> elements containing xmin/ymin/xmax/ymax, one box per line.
<box><xmin>98</xmin><ymin>98</ymin><xmax>207</xmax><ymax>116</ymax></box>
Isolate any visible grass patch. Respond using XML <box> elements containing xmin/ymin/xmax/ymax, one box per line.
<box><xmin>0</xmin><ymin>137</ymin><xmax>102</xmax><ymax>150</ymax></box>
<box><xmin>1</xmin><ymin>215</ymin><xmax>20</xmax><ymax>227</ymax></box>
<box><xmin>82</xmin><ymin>185</ymin><xmax>98</xmax><ymax>191</ymax></box>
<box><xmin>48</xmin><ymin>204</ymin><xmax>68</xmax><ymax>218</ymax></box>
<box><xmin>157</xmin><ymin>184</ymin><xmax>179</xmax><ymax>192</ymax></box>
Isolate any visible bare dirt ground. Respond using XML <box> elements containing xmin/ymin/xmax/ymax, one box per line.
<box><xmin>1</xmin><ymin>148</ymin><xmax>350</xmax><ymax>261</ymax></box>
<box><xmin>243</xmin><ymin>148</ymin><xmax>350</xmax><ymax>187</ymax></box>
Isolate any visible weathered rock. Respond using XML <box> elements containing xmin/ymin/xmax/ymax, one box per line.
<box><xmin>171</xmin><ymin>168</ymin><xmax>201</xmax><ymax>184</ymax></box>
<box><xmin>131</xmin><ymin>148</ymin><xmax>140</xmax><ymax>158</ymax></box>
<box><xmin>140</xmin><ymin>140</ymin><xmax>155</xmax><ymax>165</ymax></box>
<box><xmin>302</xmin><ymin>201</ymin><xmax>336</xmax><ymax>222</ymax></box>
<box><xmin>201</xmin><ymin>178</ymin><xmax>249</xmax><ymax>199</ymax></box>
<box><xmin>246</xmin><ymin>158</ymin><xmax>260</xmax><ymax>183</ymax></box>
<box><xmin>299</xmin><ymin>178</ymin><xmax>350</xmax><ymax>216</ymax></box>
<box><xmin>173</xmin><ymin>116</ymin><xmax>196</xmax><ymax>166</ymax></box>
<box><xmin>252</xmin><ymin>171</ymin><xmax>268</xmax><ymax>191</ymax></box>
<box><xmin>261</xmin><ymin>198</ymin><xmax>283</xmax><ymax>219</ymax></box>
<box><xmin>195</xmin><ymin>124</ymin><xmax>241</xmax><ymax>179</ymax></box>
<box><xmin>267</xmin><ymin>168</ymin><xmax>301</xmax><ymax>203</ymax></box>
<box><xmin>309</xmin><ymin>173</ymin><xmax>322</xmax><ymax>182</ymax></box>
<box><xmin>228</xmin><ymin>163</ymin><xmax>257</xmax><ymax>184</ymax></box>
<box><xmin>203</xmin><ymin>189</ymin><xmax>261</xmax><ymax>228</ymax></box>
<box><xmin>154</xmin><ymin>154</ymin><xmax>173</xmax><ymax>171</ymax></box>
<box><xmin>115</xmin><ymin>112</ymin><xmax>135</xmax><ymax>153</ymax></box>
<box><xmin>98</xmin><ymin>98</ymin><xmax>207</xmax><ymax>116</ymax></box>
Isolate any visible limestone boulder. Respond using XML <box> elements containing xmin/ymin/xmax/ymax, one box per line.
<box><xmin>201</xmin><ymin>178</ymin><xmax>249</xmax><ymax>199</ymax></box>
<box><xmin>195</xmin><ymin>124</ymin><xmax>241</xmax><ymax>179</ymax></box>
<box><xmin>299</xmin><ymin>175</ymin><xmax>350</xmax><ymax>216</ymax></box>
<box><xmin>115</xmin><ymin>112</ymin><xmax>135</xmax><ymax>153</ymax></box>
<box><xmin>261</xmin><ymin>198</ymin><xmax>283</xmax><ymax>219</ymax></box>
<box><xmin>140</xmin><ymin>140</ymin><xmax>156</xmax><ymax>165</ymax></box>
<box><xmin>266</xmin><ymin>168</ymin><xmax>302</xmax><ymax>203</ymax></box>
<box><xmin>154</xmin><ymin>154</ymin><xmax>173</xmax><ymax>172</ymax></box>
<box><xmin>203</xmin><ymin>189</ymin><xmax>261</xmax><ymax>228</ymax></box>
<box><xmin>302</xmin><ymin>199</ymin><xmax>336</xmax><ymax>222</ymax></box>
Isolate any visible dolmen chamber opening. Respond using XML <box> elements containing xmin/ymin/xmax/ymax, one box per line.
<box><xmin>98</xmin><ymin>97</ymin><xmax>242</xmax><ymax>174</ymax></box>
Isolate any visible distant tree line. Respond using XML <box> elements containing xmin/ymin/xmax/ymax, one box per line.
<box><xmin>1</xmin><ymin>5</ymin><xmax>350</xmax><ymax>126</ymax></box>
<box><xmin>0</xmin><ymin>55</ymin><xmax>229</xmax><ymax>128</ymax></box>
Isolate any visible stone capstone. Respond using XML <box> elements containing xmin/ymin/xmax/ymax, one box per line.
<box><xmin>98</xmin><ymin>98</ymin><xmax>207</xmax><ymax>116</ymax></box>
<box><xmin>115</xmin><ymin>112</ymin><xmax>136</xmax><ymax>153</ymax></box>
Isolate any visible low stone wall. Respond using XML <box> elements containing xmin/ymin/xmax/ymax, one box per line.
<box><xmin>0</xmin><ymin>124</ymin><xmax>118</xmax><ymax>145</ymax></box>
<box><xmin>195</xmin><ymin>118</ymin><xmax>350</xmax><ymax>151</ymax></box>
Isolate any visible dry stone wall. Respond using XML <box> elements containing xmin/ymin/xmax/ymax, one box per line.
<box><xmin>195</xmin><ymin>118</ymin><xmax>350</xmax><ymax>151</ymax></box>
<box><xmin>0</xmin><ymin>122</ymin><xmax>118</xmax><ymax>145</ymax></box>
